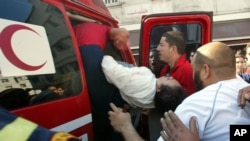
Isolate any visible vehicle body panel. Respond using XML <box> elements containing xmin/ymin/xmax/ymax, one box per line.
<box><xmin>0</xmin><ymin>0</ymin><xmax>135</xmax><ymax>140</ymax></box>
<box><xmin>139</xmin><ymin>12</ymin><xmax>212</xmax><ymax>66</ymax></box>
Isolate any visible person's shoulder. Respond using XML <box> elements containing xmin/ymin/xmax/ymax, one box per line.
<box><xmin>239</xmin><ymin>73</ymin><xmax>250</xmax><ymax>83</ymax></box>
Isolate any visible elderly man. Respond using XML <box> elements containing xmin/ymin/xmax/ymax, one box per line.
<box><xmin>108</xmin><ymin>42</ymin><xmax>250</xmax><ymax>141</ymax></box>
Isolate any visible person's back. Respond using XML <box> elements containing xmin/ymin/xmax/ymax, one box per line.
<box><xmin>175</xmin><ymin>78</ymin><xmax>250</xmax><ymax>141</ymax></box>
<box><xmin>74</xmin><ymin>22</ymin><xmax>129</xmax><ymax>141</ymax></box>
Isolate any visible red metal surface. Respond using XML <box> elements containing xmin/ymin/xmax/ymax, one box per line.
<box><xmin>11</xmin><ymin>0</ymin><xmax>94</xmax><ymax>139</ymax></box>
<box><xmin>10</xmin><ymin>1</ymin><xmax>135</xmax><ymax>141</ymax></box>
<box><xmin>61</xmin><ymin>0</ymin><xmax>119</xmax><ymax>27</ymax></box>
<box><xmin>70</xmin><ymin>123</ymin><xmax>94</xmax><ymax>140</ymax></box>
<box><xmin>140</xmin><ymin>12</ymin><xmax>212</xmax><ymax>66</ymax></box>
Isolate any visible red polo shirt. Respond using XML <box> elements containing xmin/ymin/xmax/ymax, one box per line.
<box><xmin>73</xmin><ymin>22</ymin><xmax>111</xmax><ymax>49</ymax></box>
<box><xmin>159</xmin><ymin>54</ymin><xmax>195</xmax><ymax>95</ymax></box>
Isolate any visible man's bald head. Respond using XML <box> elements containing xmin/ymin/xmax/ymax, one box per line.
<box><xmin>193</xmin><ymin>42</ymin><xmax>236</xmax><ymax>81</ymax></box>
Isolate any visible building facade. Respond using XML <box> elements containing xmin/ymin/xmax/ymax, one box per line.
<box><xmin>104</xmin><ymin>0</ymin><xmax>250</xmax><ymax>55</ymax></box>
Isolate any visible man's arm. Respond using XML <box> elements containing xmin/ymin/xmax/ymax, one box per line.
<box><xmin>109</xmin><ymin>28</ymin><xmax>129</xmax><ymax>50</ymax></box>
<box><xmin>108</xmin><ymin>103</ymin><xmax>145</xmax><ymax>141</ymax></box>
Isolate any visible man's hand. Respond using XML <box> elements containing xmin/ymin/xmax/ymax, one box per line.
<box><xmin>108</xmin><ymin>103</ymin><xmax>145</xmax><ymax>141</ymax></box>
<box><xmin>160</xmin><ymin>110</ymin><xmax>199</xmax><ymax>141</ymax></box>
<box><xmin>108</xmin><ymin>103</ymin><xmax>132</xmax><ymax>133</ymax></box>
<box><xmin>238</xmin><ymin>85</ymin><xmax>250</xmax><ymax>108</ymax></box>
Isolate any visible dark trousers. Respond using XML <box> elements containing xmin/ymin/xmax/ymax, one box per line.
<box><xmin>80</xmin><ymin>45</ymin><xmax>126</xmax><ymax>141</ymax></box>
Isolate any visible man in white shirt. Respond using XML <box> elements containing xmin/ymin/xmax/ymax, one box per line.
<box><xmin>159</xmin><ymin>42</ymin><xmax>250</xmax><ymax>141</ymax></box>
<box><xmin>108</xmin><ymin>42</ymin><xmax>250</xmax><ymax>141</ymax></box>
<box><xmin>158</xmin><ymin>41</ymin><xmax>250</xmax><ymax>141</ymax></box>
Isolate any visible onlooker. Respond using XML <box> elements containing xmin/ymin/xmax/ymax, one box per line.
<box><xmin>74</xmin><ymin>22</ymin><xmax>129</xmax><ymax>141</ymax></box>
<box><xmin>149</xmin><ymin>48</ymin><xmax>166</xmax><ymax>77</ymax></box>
<box><xmin>189</xmin><ymin>50</ymin><xmax>196</xmax><ymax>62</ymax></box>
<box><xmin>102</xmin><ymin>55</ymin><xmax>186</xmax><ymax>112</ymax></box>
<box><xmin>43</xmin><ymin>85</ymin><xmax>58</xmax><ymax>94</ymax></box>
<box><xmin>234</xmin><ymin>49</ymin><xmax>250</xmax><ymax>83</ymax></box>
<box><xmin>235</xmin><ymin>49</ymin><xmax>247</xmax><ymax>74</ymax></box>
<box><xmin>157</xmin><ymin>31</ymin><xmax>195</xmax><ymax>95</ymax></box>
<box><xmin>245</xmin><ymin>42</ymin><xmax>250</xmax><ymax>66</ymax></box>
<box><xmin>57</xmin><ymin>87</ymin><xmax>64</xmax><ymax>95</ymax></box>
<box><xmin>29</xmin><ymin>90</ymin><xmax>64</xmax><ymax>105</ymax></box>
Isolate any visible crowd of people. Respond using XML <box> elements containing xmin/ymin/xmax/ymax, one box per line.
<box><xmin>235</xmin><ymin>43</ymin><xmax>250</xmax><ymax>83</ymax></box>
<box><xmin>0</xmin><ymin>21</ymin><xmax>250</xmax><ymax>141</ymax></box>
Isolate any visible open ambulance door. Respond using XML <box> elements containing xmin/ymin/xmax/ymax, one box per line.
<box><xmin>138</xmin><ymin>12</ymin><xmax>213</xmax><ymax>141</ymax></box>
<box><xmin>139</xmin><ymin>12</ymin><xmax>213</xmax><ymax>67</ymax></box>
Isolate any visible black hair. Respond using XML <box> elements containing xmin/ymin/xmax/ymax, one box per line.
<box><xmin>154</xmin><ymin>85</ymin><xmax>186</xmax><ymax>114</ymax></box>
<box><xmin>0</xmin><ymin>88</ymin><xmax>30</xmax><ymax>110</ymax></box>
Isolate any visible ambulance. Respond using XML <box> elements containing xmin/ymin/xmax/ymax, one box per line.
<box><xmin>0</xmin><ymin>0</ymin><xmax>212</xmax><ymax>140</ymax></box>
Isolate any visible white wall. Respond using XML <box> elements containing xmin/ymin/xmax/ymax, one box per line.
<box><xmin>107</xmin><ymin>0</ymin><xmax>250</xmax><ymax>26</ymax></box>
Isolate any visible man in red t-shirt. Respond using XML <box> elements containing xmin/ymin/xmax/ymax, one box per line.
<box><xmin>157</xmin><ymin>31</ymin><xmax>195</xmax><ymax>95</ymax></box>
<box><xmin>73</xmin><ymin>22</ymin><xmax>129</xmax><ymax>141</ymax></box>
<box><xmin>74</xmin><ymin>22</ymin><xmax>129</xmax><ymax>50</ymax></box>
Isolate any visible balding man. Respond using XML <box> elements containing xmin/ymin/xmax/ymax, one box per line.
<box><xmin>159</xmin><ymin>42</ymin><xmax>250</xmax><ymax>141</ymax></box>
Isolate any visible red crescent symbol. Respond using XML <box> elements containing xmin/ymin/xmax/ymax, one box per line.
<box><xmin>0</xmin><ymin>24</ymin><xmax>46</xmax><ymax>71</ymax></box>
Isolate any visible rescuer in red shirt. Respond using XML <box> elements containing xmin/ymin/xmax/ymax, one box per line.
<box><xmin>157</xmin><ymin>31</ymin><xmax>195</xmax><ymax>95</ymax></box>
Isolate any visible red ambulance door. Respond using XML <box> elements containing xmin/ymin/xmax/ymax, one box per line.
<box><xmin>139</xmin><ymin>12</ymin><xmax>213</xmax><ymax>66</ymax></box>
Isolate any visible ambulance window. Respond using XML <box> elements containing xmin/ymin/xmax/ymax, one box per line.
<box><xmin>0</xmin><ymin>0</ymin><xmax>82</xmax><ymax>110</ymax></box>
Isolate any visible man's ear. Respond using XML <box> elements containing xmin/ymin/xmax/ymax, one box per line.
<box><xmin>200</xmin><ymin>64</ymin><xmax>210</xmax><ymax>80</ymax></box>
<box><xmin>171</xmin><ymin>45</ymin><xmax>177</xmax><ymax>53</ymax></box>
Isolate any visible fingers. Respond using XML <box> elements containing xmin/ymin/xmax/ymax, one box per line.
<box><xmin>160</xmin><ymin>117</ymin><xmax>171</xmax><ymax>136</ymax></box>
<box><xmin>189</xmin><ymin>116</ymin><xmax>198</xmax><ymax>133</ymax></box>
<box><xmin>238</xmin><ymin>87</ymin><xmax>250</xmax><ymax>108</ymax></box>
<box><xmin>167</xmin><ymin>110</ymin><xmax>185</xmax><ymax>128</ymax></box>
<box><xmin>245</xmin><ymin>93</ymin><xmax>250</xmax><ymax>100</ymax></box>
<box><xmin>167</xmin><ymin>76</ymin><xmax>173</xmax><ymax>80</ymax></box>
<box><xmin>160</xmin><ymin>111</ymin><xmax>176</xmax><ymax>137</ymax></box>
<box><xmin>110</xmin><ymin>103</ymin><xmax>120</xmax><ymax>112</ymax></box>
<box><xmin>238</xmin><ymin>92</ymin><xmax>246</xmax><ymax>109</ymax></box>
<box><xmin>160</xmin><ymin>130</ymin><xmax>169</xmax><ymax>141</ymax></box>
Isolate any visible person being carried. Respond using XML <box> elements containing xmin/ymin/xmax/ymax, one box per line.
<box><xmin>102</xmin><ymin>55</ymin><xmax>186</xmax><ymax>113</ymax></box>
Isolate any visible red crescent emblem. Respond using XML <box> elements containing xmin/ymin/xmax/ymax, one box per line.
<box><xmin>0</xmin><ymin>24</ymin><xmax>46</xmax><ymax>71</ymax></box>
